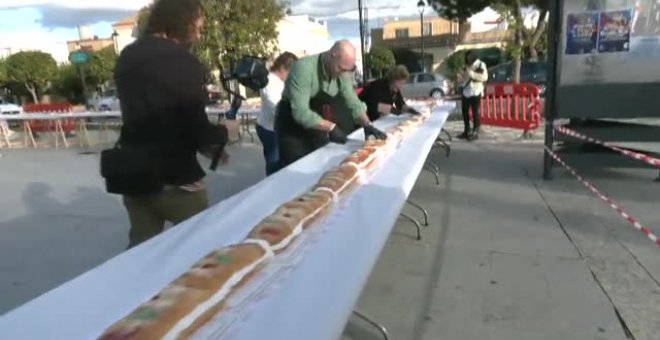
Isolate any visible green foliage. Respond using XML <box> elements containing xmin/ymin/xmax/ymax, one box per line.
<box><xmin>5</xmin><ymin>51</ymin><xmax>57</xmax><ymax>103</ymax></box>
<box><xmin>367</xmin><ymin>46</ymin><xmax>395</xmax><ymax>78</ymax></box>
<box><xmin>430</xmin><ymin>0</ymin><xmax>548</xmax><ymax>83</ymax></box>
<box><xmin>136</xmin><ymin>5</ymin><xmax>151</xmax><ymax>37</ymax></box>
<box><xmin>391</xmin><ymin>48</ymin><xmax>422</xmax><ymax>73</ymax></box>
<box><xmin>86</xmin><ymin>46</ymin><xmax>117</xmax><ymax>88</ymax></box>
<box><xmin>503</xmin><ymin>26</ymin><xmax>548</xmax><ymax>61</ymax></box>
<box><xmin>195</xmin><ymin>0</ymin><xmax>284</xmax><ymax>73</ymax></box>
<box><xmin>443</xmin><ymin>48</ymin><xmax>503</xmax><ymax>80</ymax></box>
<box><xmin>52</xmin><ymin>64</ymin><xmax>85</xmax><ymax>104</ymax></box>
<box><xmin>0</xmin><ymin>59</ymin><xmax>7</xmax><ymax>88</ymax></box>
<box><xmin>429</xmin><ymin>0</ymin><xmax>491</xmax><ymax>22</ymax></box>
<box><xmin>137</xmin><ymin>0</ymin><xmax>284</xmax><ymax>77</ymax></box>
<box><xmin>443</xmin><ymin>49</ymin><xmax>468</xmax><ymax>81</ymax></box>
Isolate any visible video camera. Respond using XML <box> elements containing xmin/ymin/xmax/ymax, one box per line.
<box><xmin>209</xmin><ymin>56</ymin><xmax>269</xmax><ymax>171</ymax></box>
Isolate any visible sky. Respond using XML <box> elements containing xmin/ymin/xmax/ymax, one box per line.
<box><xmin>0</xmin><ymin>0</ymin><xmax>429</xmax><ymax>63</ymax></box>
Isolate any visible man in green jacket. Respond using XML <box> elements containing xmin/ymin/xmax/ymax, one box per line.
<box><xmin>275</xmin><ymin>40</ymin><xmax>387</xmax><ymax>168</ymax></box>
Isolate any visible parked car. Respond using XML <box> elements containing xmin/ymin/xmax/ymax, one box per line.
<box><xmin>0</xmin><ymin>97</ymin><xmax>23</xmax><ymax>130</ymax></box>
<box><xmin>90</xmin><ymin>88</ymin><xmax>120</xmax><ymax>111</ymax></box>
<box><xmin>0</xmin><ymin>97</ymin><xmax>22</xmax><ymax>115</ymax></box>
<box><xmin>488</xmin><ymin>60</ymin><xmax>547</xmax><ymax>95</ymax></box>
<box><xmin>401</xmin><ymin>72</ymin><xmax>451</xmax><ymax>99</ymax></box>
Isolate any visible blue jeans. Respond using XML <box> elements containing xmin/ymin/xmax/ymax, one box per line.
<box><xmin>256</xmin><ymin>124</ymin><xmax>280</xmax><ymax>176</ymax></box>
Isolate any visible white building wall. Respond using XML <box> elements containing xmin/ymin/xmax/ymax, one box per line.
<box><xmin>276</xmin><ymin>15</ymin><xmax>332</xmax><ymax>57</ymax></box>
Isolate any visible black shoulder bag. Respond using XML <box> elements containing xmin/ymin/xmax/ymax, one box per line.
<box><xmin>100</xmin><ymin>140</ymin><xmax>164</xmax><ymax>196</ymax></box>
<box><xmin>100</xmin><ymin>78</ymin><xmax>164</xmax><ymax>196</ymax></box>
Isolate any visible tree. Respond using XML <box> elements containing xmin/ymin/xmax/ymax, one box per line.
<box><xmin>195</xmin><ymin>0</ymin><xmax>283</xmax><ymax>76</ymax></box>
<box><xmin>367</xmin><ymin>46</ymin><xmax>395</xmax><ymax>78</ymax></box>
<box><xmin>136</xmin><ymin>5</ymin><xmax>151</xmax><ymax>38</ymax></box>
<box><xmin>429</xmin><ymin>0</ymin><xmax>548</xmax><ymax>83</ymax></box>
<box><xmin>138</xmin><ymin>0</ymin><xmax>284</xmax><ymax>81</ymax></box>
<box><xmin>0</xmin><ymin>59</ymin><xmax>7</xmax><ymax>87</ymax></box>
<box><xmin>391</xmin><ymin>48</ymin><xmax>423</xmax><ymax>73</ymax></box>
<box><xmin>86</xmin><ymin>46</ymin><xmax>117</xmax><ymax>89</ymax></box>
<box><xmin>52</xmin><ymin>64</ymin><xmax>85</xmax><ymax>104</ymax></box>
<box><xmin>5</xmin><ymin>51</ymin><xmax>57</xmax><ymax>103</ymax></box>
<box><xmin>443</xmin><ymin>49</ymin><xmax>468</xmax><ymax>81</ymax></box>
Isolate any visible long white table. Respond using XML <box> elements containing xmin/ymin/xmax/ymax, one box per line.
<box><xmin>0</xmin><ymin>104</ymin><xmax>452</xmax><ymax>339</ymax></box>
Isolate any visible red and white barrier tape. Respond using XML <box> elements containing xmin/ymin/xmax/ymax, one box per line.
<box><xmin>545</xmin><ymin>145</ymin><xmax>660</xmax><ymax>249</ymax></box>
<box><xmin>555</xmin><ymin>126</ymin><xmax>660</xmax><ymax>168</ymax></box>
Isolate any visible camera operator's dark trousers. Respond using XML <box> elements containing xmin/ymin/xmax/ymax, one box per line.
<box><xmin>123</xmin><ymin>187</ymin><xmax>208</xmax><ymax>248</ymax></box>
<box><xmin>461</xmin><ymin>95</ymin><xmax>482</xmax><ymax>134</ymax></box>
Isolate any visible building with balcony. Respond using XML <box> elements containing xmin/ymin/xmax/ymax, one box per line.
<box><xmin>370</xmin><ymin>8</ymin><xmax>512</xmax><ymax>73</ymax></box>
<box><xmin>65</xmin><ymin>25</ymin><xmax>115</xmax><ymax>54</ymax></box>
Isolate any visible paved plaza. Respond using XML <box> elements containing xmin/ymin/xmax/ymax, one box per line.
<box><xmin>1</xmin><ymin>122</ymin><xmax>659</xmax><ymax>339</ymax></box>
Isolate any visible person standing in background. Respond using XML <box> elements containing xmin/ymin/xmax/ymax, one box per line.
<box><xmin>110</xmin><ymin>0</ymin><xmax>228</xmax><ymax>248</ymax></box>
<box><xmin>256</xmin><ymin>52</ymin><xmax>298</xmax><ymax>176</ymax></box>
<box><xmin>358</xmin><ymin>65</ymin><xmax>421</xmax><ymax>122</ymax></box>
<box><xmin>458</xmin><ymin>50</ymin><xmax>488</xmax><ymax>141</ymax></box>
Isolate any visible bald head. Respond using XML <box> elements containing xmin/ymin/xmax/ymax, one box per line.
<box><xmin>330</xmin><ymin>40</ymin><xmax>357</xmax><ymax>61</ymax></box>
<box><xmin>325</xmin><ymin>39</ymin><xmax>357</xmax><ymax>78</ymax></box>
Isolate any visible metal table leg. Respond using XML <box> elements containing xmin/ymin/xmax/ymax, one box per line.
<box><xmin>426</xmin><ymin>160</ymin><xmax>441</xmax><ymax>174</ymax></box>
<box><xmin>434</xmin><ymin>138</ymin><xmax>451</xmax><ymax>157</ymax></box>
<box><xmin>352</xmin><ymin>310</ymin><xmax>390</xmax><ymax>340</ymax></box>
<box><xmin>400</xmin><ymin>212</ymin><xmax>422</xmax><ymax>240</ymax></box>
<box><xmin>442</xmin><ymin>128</ymin><xmax>452</xmax><ymax>142</ymax></box>
<box><xmin>406</xmin><ymin>200</ymin><xmax>429</xmax><ymax>226</ymax></box>
<box><xmin>423</xmin><ymin>165</ymin><xmax>440</xmax><ymax>186</ymax></box>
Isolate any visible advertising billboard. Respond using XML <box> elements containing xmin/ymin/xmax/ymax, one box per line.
<box><xmin>556</xmin><ymin>0</ymin><xmax>660</xmax><ymax>118</ymax></box>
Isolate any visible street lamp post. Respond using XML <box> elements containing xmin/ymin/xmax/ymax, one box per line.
<box><xmin>358</xmin><ymin>0</ymin><xmax>368</xmax><ymax>84</ymax></box>
<box><xmin>111</xmin><ymin>30</ymin><xmax>119</xmax><ymax>56</ymax></box>
<box><xmin>417</xmin><ymin>0</ymin><xmax>426</xmax><ymax>72</ymax></box>
<box><xmin>74</xmin><ymin>43</ymin><xmax>89</xmax><ymax>107</ymax></box>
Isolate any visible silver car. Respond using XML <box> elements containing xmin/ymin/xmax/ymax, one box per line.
<box><xmin>90</xmin><ymin>88</ymin><xmax>120</xmax><ymax>112</ymax></box>
<box><xmin>401</xmin><ymin>72</ymin><xmax>451</xmax><ymax>99</ymax></box>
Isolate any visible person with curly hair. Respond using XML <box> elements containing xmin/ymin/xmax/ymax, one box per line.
<box><xmin>110</xmin><ymin>0</ymin><xmax>228</xmax><ymax>248</ymax></box>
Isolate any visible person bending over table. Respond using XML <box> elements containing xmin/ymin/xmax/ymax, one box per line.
<box><xmin>109</xmin><ymin>0</ymin><xmax>228</xmax><ymax>248</ymax></box>
<box><xmin>358</xmin><ymin>65</ymin><xmax>421</xmax><ymax>121</ymax></box>
<box><xmin>275</xmin><ymin>40</ymin><xmax>387</xmax><ymax>168</ymax></box>
<box><xmin>257</xmin><ymin>51</ymin><xmax>298</xmax><ymax>176</ymax></box>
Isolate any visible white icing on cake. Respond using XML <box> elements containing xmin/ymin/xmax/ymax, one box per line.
<box><xmin>161</xmin><ymin>242</ymin><xmax>273</xmax><ymax>340</ymax></box>
<box><xmin>247</xmin><ymin>220</ymin><xmax>303</xmax><ymax>252</ymax></box>
<box><xmin>314</xmin><ymin>187</ymin><xmax>339</xmax><ymax>204</ymax></box>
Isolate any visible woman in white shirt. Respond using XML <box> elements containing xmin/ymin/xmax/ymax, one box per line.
<box><xmin>257</xmin><ymin>52</ymin><xmax>298</xmax><ymax>175</ymax></box>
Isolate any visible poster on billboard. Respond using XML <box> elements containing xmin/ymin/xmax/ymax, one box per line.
<box><xmin>566</xmin><ymin>12</ymin><xmax>600</xmax><ymax>54</ymax></box>
<box><xmin>560</xmin><ymin>0</ymin><xmax>660</xmax><ymax>86</ymax></box>
<box><xmin>598</xmin><ymin>10</ymin><xmax>632</xmax><ymax>52</ymax></box>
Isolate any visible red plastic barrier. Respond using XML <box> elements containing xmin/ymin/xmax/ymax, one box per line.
<box><xmin>470</xmin><ymin>83</ymin><xmax>542</xmax><ymax>133</ymax></box>
<box><xmin>23</xmin><ymin>103</ymin><xmax>76</xmax><ymax>133</ymax></box>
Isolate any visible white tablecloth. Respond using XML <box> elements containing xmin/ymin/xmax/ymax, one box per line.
<box><xmin>0</xmin><ymin>105</ymin><xmax>452</xmax><ymax>340</ymax></box>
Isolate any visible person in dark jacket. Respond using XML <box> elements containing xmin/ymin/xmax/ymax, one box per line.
<box><xmin>358</xmin><ymin>65</ymin><xmax>421</xmax><ymax>121</ymax></box>
<box><xmin>114</xmin><ymin>0</ymin><xmax>228</xmax><ymax>248</ymax></box>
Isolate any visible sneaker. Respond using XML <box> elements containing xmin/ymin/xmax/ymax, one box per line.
<box><xmin>457</xmin><ymin>132</ymin><xmax>470</xmax><ymax>139</ymax></box>
<box><xmin>468</xmin><ymin>132</ymin><xmax>479</xmax><ymax>141</ymax></box>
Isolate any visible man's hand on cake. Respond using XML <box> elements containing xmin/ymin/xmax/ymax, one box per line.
<box><xmin>364</xmin><ymin>124</ymin><xmax>387</xmax><ymax>141</ymax></box>
<box><xmin>328</xmin><ymin>124</ymin><xmax>348</xmax><ymax>144</ymax></box>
